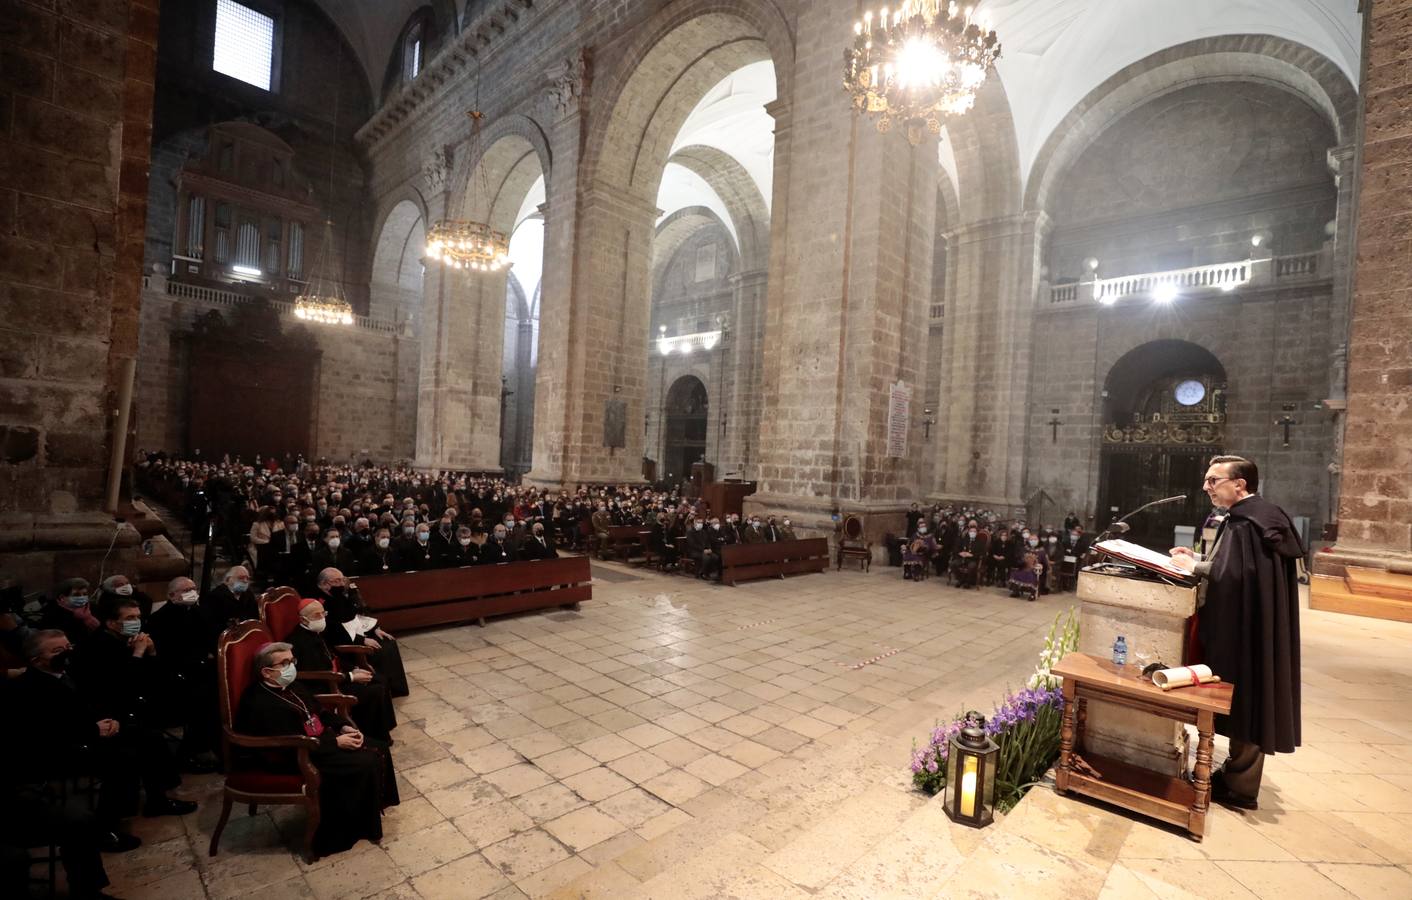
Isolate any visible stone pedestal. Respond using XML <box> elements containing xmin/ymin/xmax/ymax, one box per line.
<box><xmin>1075</xmin><ymin>567</ymin><xmax>1197</xmax><ymax>777</ymax></box>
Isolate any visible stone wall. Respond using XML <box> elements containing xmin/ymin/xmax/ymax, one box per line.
<box><xmin>135</xmin><ymin>277</ymin><xmax>419</xmax><ymax>463</ymax></box>
<box><xmin>1022</xmin><ymin>281</ymin><xmax>1336</xmax><ymax>532</ymax></box>
<box><xmin>0</xmin><ymin>0</ymin><xmax>157</xmax><ymax>584</ymax></box>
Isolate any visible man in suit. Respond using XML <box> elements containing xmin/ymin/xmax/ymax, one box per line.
<box><xmin>311</xmin><ymin>528</ymin><xmax>359</xmax><ymax>577</ymax></box>
<box><xmin>687</xmin><ymin>518</ymin><xmax>723</xmax><ymax>581</ymax></box>
<box><xmin>145</xmin><ymin>577</ymin><xmax>219</xmax><ymax>769</ymax></box>
<box><xmin>519</xmin><ymin>523</ymin><xmax>557</xmax><ymax>561</ymax></box>
<box><xmin>267</xmin><ymin>514</ymin><xmax>301</xmax><ymax>585</ymax></box>
<box><xmin>289</xmin><ymin>522</ymin><xmax>323</xmax><ymax>594</ymax></box>
<box><xmin>741</xmin><ymin>516</ymin><xmax>770</xmax><ymax>544</ymax></box>
<box><xmin>203</xmin><ymin>565</ymin><xmax>256</xmax><ymax>632</ymax></box>
<box><xmin>950</xmin><ymin>520</ymin><xmax>988</xmax><ymax>589</ymax></box>
<box><xmin>441</xmin><ymin>526</ymin><xmax>480</xmax><ymax>567</ymax></box>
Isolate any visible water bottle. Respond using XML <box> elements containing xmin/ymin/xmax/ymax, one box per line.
<box><xmin>1113</xmin><ymin>635</ymin><xmax>1128</xmax><ymax>667</ymax></box>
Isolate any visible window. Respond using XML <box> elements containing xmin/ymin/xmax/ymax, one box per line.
<box><xmin>213</xmin><ymin>0</ymin><xmax>275</xmax><ymax>91</ymax></box>
<box><xmin>405</xmin><ymin>24</ymin><xmax>424</xmax><ymax>81</ymax></box>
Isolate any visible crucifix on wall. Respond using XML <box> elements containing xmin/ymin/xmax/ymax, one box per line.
<box><xmin>1275</xmin><ymin>403</ymin><xmax>1299</xmax><ymax>447</ymax></box>
<box><xmin>1048</xmin><ymin>409</ymin><xmax>1062</xmax><ymax>443</ymax></box>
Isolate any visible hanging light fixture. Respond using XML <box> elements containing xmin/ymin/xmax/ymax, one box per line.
<box><xmin>294</xmin><ymin>82</ymin><xmax>354</xmax><ymax>326</ymax></box>
<box><xmin>425</xmin><ymin>58</ymin><xmax>511</xmax><ymax>273</ymax></box>
<box><xmin>843</xmin><ymin>1</ymin><xmax>1001</xmax><ymax>145</ymax></box>
<box><xmin>294</xmin><ymin>221</ymin><xmax>356</xmax><ymax>326</ymax></box>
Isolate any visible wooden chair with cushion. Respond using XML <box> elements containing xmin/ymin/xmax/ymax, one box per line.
<box><xmin>257</xmin><ymin>586</ymin><xmax>374</xmax><ymax>686</ymax></box>
<box><xmin>209</xmin><ymin>620</ymin><xmax>356</xmax><ymax>863</ymax></box>
<box><xmin>836</xmin><ymin>515</ymin><xmax>872</xmax><ymax>572</ymax></box>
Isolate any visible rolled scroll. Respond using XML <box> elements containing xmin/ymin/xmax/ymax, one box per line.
<box><xmin>1151</xmin><ymin>664</ymin><xmax>1221</xmax><ymax>691</ymax></box>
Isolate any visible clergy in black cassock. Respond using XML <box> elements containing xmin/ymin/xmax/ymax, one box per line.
<box><xmin>1171</xmin><ymin>455</ymin><xmax>1303</xmax><ymax>809</ymax></box>
<box><xmin>235</xmin><ymin>642</ymin><xmax>398</xmax><ymax>857</ymax></box>
<box><xmin>314</xmin><ymin>568</ymin><xmax>409</xmax><ymax>698</ymax></box>
<box><xmin>285</xmin><ymin>598</ymin><xmax>397</xmax><ymax>742</ymax></box>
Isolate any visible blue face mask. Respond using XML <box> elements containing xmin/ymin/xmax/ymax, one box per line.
<box><xmin>231</xmin><ymin>580</ymin><xmax>249</xmax><ymax>594</ymax></box>
<box><xmin>65</xmin><ymin>595</ymin><xmax>90</xmax><ymax>608</ymax></box>
<box><xmin>120</xmin><ymin>619</ymin><xmax>142</xmax><ymax>637</ymax></box>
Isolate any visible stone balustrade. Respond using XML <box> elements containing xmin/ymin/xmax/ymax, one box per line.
<box><xmin>146</xmin><ymin>275</ymin><xmax>406</xmax><ymax>335</ymax></box>
<box><xmin>1047</xmin><ymin>249</ymin><xmax>1329</xmax><ymax>305</ymax></box>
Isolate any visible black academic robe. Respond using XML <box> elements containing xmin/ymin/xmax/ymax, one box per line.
<box><xmin>204</xmin><ymin>583</ymin><xmax>257</xmax><ymax>631</ymax></box>
<box><xmin>286</xmin><ymin>624</ymin><xmax>397</xmax><ymax>741</ymax></box>
<box><xmin>440</xmin><ymin>542</ymin><xmax>481</xmax><ymax>568</ymax></box>
<box><xmin>479</xmin><ymin>538</ymin><xmax>513</xmax><ymax>565</ymax></box>
<box><xmin>1197</xmin><ymin>494</ymin><xmax>1304</xmax><ymax>754</ymax></box>
<box><xmin>310</xmin><ymin>545</ymin><xmax>359</xmax><ymax>579</ymax></box>
<box><xmin>234</xmin><ymin>680</ymin><xmax>397</xmax><ymax>856</ymax></box>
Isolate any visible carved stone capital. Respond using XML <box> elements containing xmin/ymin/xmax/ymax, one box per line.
<box><xmin>545</xmin><ymin>49</ymin><xmax>592</xmax><ymax>119</ymax></box>
<box><xmin>422</xmin><ymin>145</ymin><xmax>454</xmax><ymax>196</ymax></box>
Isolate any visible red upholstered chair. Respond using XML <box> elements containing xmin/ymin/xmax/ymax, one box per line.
<box><xmin>210</xmin><ymin>620</ymin><xmax>355</xmax><ymax>863</ymax></box>
<box><xmin>258</xmin><ymin>586</ymin><xmax>374</xmax><ymax>686</ymax></box>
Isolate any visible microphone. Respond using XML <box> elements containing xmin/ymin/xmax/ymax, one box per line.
<box><xmin>1093</xmin><ymin>495</ymin><xmax>1188</xmax><ymax>547</ymax></box>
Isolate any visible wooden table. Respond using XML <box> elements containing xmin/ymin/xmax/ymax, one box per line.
<box><xmin>1052</xmin><ymin>652</ymin><xmax>1233</xmax><ymax>841</ymax></box>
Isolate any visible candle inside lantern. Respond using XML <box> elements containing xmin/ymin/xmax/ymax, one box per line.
<box><xmin>959</xmin><ymin>755</ymin><xmax>978</xmax><ymax>817</ymax></box>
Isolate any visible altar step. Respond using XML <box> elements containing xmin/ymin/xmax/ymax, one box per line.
<box><xmin>1310</xmin><ymin>570</ymin><xmax>1412</xmax><ymax>624</ymax></box>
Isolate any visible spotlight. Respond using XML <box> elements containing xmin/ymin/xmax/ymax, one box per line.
<box><xmin>1153</xmin><ymin>283</ymin><xmax>1179</xmax><ymax>304</ymax></box>
<box><xmin>1084</xmin><ymin>257</ymin><xmax>1099</xmax><ymax>272</ymax></box>
<box><xmin>1250</xmin><ymin>234</ymin><xmax>1263</xmax><ymax>248</ymax></box>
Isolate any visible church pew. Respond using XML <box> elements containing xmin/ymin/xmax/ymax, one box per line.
<box><xmin>597</xmin><ymin>525</ymin><xmax>644</xmax><ymax>562</ymax></box>
<box><xmin>719</xmin><ymin>538</ymin><xmax>831</xmax><ymax>586</ymax></box>
<box><xmin>351</xmin><ymin>556</ymin><xmax>591</xmax><ymax>631</ymax></box>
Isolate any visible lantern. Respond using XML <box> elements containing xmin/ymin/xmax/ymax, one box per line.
<box><xmin>943</xmin><ymin>711</ymin><xmax>998</xmax><ymax>828</ymax></box>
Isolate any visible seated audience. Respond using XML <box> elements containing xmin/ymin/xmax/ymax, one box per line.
<box><xmin>440</xmin><ymin>526</ymin><xmax>481</xmax><ymax>567</ymax></box>
<box><xmin>13</xmin><ymin>630</ymin><xmax>194</xmax><ymax>843</ymax></box>
<box><xmin>741</xmin><ymin>516</ymin><xmax>770</xmax><ymax>544</ymax></box>
<box><xmin>518</xmin><ymin>522</ymin><xmax>557</xmax><ymax>561</ymax></box>
<box><xmin>39</xmin><ymin>577</ymin><xmax>100</xmax><ymax>646</ymax></box>
<box><xmin>950</xmin><ymin>520</ymin><xmax>988</xmax><ymax>589</ymax></box>
<box><xmin>358</xmin><ymin>527</ymin><xmax>399</xmax><ymax>575</ymax></box>
<box><xmin>285</xmin><ymin>599</ymin><xmax>396</xmax><ymax>742</ymax></box>
<box><xmin>96</xmin><ymin>574</ymin><xmax>153</xmax><ymax>618</ymax></box>
<box><xmin>1008</xmin><ymin>550</ymin><xmax>1045</xmax><ymax>601</ymax></box>
<box><xmin>205</xmin><ymin>565</ymin><xmax>256</xmax><ymax>631</ymax></box>
<box><xmin>480</xmin><ymin>523</ymin><xmax>514</xmax><ymax>565</ymax></box>
<box><xmin>902</xmin><ymin>524</ymin><xmax>938</xmax><ymax>580</ymax></box>
<box><xmin>234</xmin><ymin>641</ymin><xmax>398</xmax><ymax>857</ymax></box>
<box><xmin>314</xmin><ymin>568</ymin><xmax>409</xmax><ymax>697</ymax></box>
<box><xmin>146</xmin><ymin>576</ymin><xmax>220</xmax><ymax>769</ymax></box>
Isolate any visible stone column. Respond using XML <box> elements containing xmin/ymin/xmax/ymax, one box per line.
<box><xmin>1317</xmin><ymin>2</ymin><xmax>1412</xmax><ymax>564</ymax></box>
<box><xmin>931</xmin><ymin>211</ymin><xmax>1049</xmax><ymax>513</ymax></box>
<box><xmin>749</xmin><ymin>87</ymin><xmax>938</xmax><ymax>542</ymax></box>
<box><xmin>723</xmin><ymin>268</ymin><xmax>768</xmax><ymax>477</ymax></box>
<box><xmin>1320</xmin><ymin>144</ymin><xmax>1357</xmax><ymax>527</ymax></box>
<box><xmin>412</xmin><ymin>149</ymin><xmax>506</xmax><ymax>473</ymax></box>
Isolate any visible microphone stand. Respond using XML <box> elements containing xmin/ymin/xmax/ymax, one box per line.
<box><xmin>1086</xmin><ymin>494</ymin><xmax>1188</xmax><ymax>568</ymax></box>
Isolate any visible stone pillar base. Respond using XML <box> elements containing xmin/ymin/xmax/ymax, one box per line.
<box><xmin>0</xmin><ymin>513</ymin><xmax>143</xmax><ymax>593</ymax></box>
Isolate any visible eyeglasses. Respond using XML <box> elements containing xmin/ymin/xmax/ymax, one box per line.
<box><xmin>1202</xmin><ymin>476</ymin><xmax>1233</xmax><ymax>487</ymax></box>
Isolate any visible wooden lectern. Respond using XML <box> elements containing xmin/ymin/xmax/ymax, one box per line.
<box><xmin>690</xmin><ymin>461</ymin><xmax>714</xmax><ymax>497</ymax></box>
<box><xmin>1074</xmin><ymin>564</ymin><xmax>1198</xmax><ymax>777</ymax></box>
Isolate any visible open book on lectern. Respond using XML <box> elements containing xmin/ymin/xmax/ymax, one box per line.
<box><xmin>1092</xmin><ymin>538</ymin><xmax>1199</xmax><ymax>583</ymax></box>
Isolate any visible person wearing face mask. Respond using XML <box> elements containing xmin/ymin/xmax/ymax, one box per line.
<box><xmin>205</xmin><ymin>565</ymin><xmax>257</xmax><ymax>629</ymax></box>
<box><xmin>315</xmin><ymin>568</ymin><xmax>409</xmax><ymax>697</ymax></box>
<box><xmin>688</xmin><ymin>518</ymin><xmax>724</xmax><ymax>581</ymax></box>
<box><xmin>441</xmin><ymin>526</ymin><xmax>480</xmax><ymax>567</ymax></box>
<box><xmin>740</xmin><ymin>516</ymin><xmax>768</xmax><ymax>544</ymax></box>
<box><xmin>1007</xmin><ymin>544</ymin><xmax>1045</xmax><ymax>601</ymax></box>
<box><xmin>146</xmin><ymin>577</ymin><xmax>221</xmax><ymax>770</ymax></box>
<box><xmin>312</xmin><ymin>527</ymin><xmax>359</xmax><ymax>577</ymax></box>
<box><xmin>518</xmin><ymin>522</ymin><xmax>558</xmax><ymax>561</ymax></box>
<box><xmin>97</xmin><ymin>574</ymin><xmax>153</xmax><ymax>619</ymax></box>
<box><xmin>358</xmin><ymin>527</ymin><xmax>400</xmax><ymax>575</ymax></box>
<box><xmin>406</xmin><ymin>523</ymin><xmax>435</xmax><ymax>569</ymax></box>
<box><xmin>268</xmin><ymin>514</ymin><xmax>300</xmax><ymax>585</ymax></box>
<box><xmin>776</xmin><ymin>517</ymin><xmax>797</xmax><ymax>541</ymax></box>
<box><xmin>284</xmin><ymin>599</ymin><xmax>396</xmax><ymax>742</ymax></box>
<box><xmin>482</xmin><ymin>524</ymin><xmax>513</xmax><ymax>565</ymax></box>
<box><xmin>987</xmin><ymin>528</ymin><xmax>1016</xmax><ymax>587</ymax></box>
<box><xmin>39</xmin><ymin>577</ymin><xmax>101</xmax><ymax>645</ymax></box>
<box><xmin>950</xmin><ymin>520</ymin><xmax>988</xmax><ymax>589</ymax></box>
<box><xmin>234</xmin><ymin>641</ymin><xmax>399</xmax><ymax>857</ymax></box>
<box><xmin>903</xmin><ymin>523</ymin><xmax>938</xmax><ymax>580</ymax></box>
<box><xmin>65</xmin><ymin>602</ymin><xmax>198</xmax><ymax>820</ymax></box>
<box><xmin>290</xmin><ymin>522</ymin><xmax>323</xmax><ymax>594</ymax></box>
<box><xmin>590</xmin><ymin>503</ymin><xmax>612</xmax><ymax>558</ymax></box>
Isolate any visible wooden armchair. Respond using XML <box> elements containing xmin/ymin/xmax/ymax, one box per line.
<box><xmin>209</xmin><ymin>620</ymin><xmax>356</xmax><ymax>863</ymax></box>
<box><xmin>257</xmin><ymin>586</ymin><xmax>374</xmax><ymax>686</ymax></box>
<box><xmin>836</xmin><ymin>515</ymin><xmax>872</xmax><ymax>572</ymax></box>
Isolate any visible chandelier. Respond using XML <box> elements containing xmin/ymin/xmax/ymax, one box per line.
<box><xmin>425</xmin><ymin>57</ymin><xmax>511</xmax><ymax>273</ymax></box>
<box><xmin>294</xmin><ymin>218</ymin><xmax>355</xmax><ymax>326</ymax></box>
<box><xmin>425</xmin><ymin>217</ymin><xmax>510</xmax><ymax>272</ymax></box>
<box><xmin>844</xmin><ymin>1</ymin><xmax>1001</xmax><ymax>145</ymax></box>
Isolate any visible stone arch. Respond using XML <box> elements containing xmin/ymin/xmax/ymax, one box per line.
<box><xmin>666</xmin><ymin>144</ymin><xmax>770</xmax><ymax>272</ymax></box>
<box><xmin>652</xmin><ymin>205</ymin><xmax>738</xmax><ymax>292</ymax></box>
<box><xmin>1025</xmin><ymin>35</ymin><xmax>1357</xmax><ymax>215</ymax></box>
<box><xmin>662</xmin><ymin>374</ymin><xmax>710</xmax><ymax>477</ymax></box>
<box><xmin>1102</xmin><ymin>339</ymin><xmax>1227</xmax><ymax>423</ymax></box>
<box><xmin>369</xmin><ymin>197</ymin><xmax>427</xmax><ymax>328</ymax></box>
<box><xmin>584</xmin><ymin>2</ymin><xmax>793</xmax><ymax>201</ymax></box>
<box><xmin>449</xmin><ymin>113</ymin><xmax>552</xmax><ymax>228</ymax></box>
<box><xmin>945</xmin><ymin>75</ymin><xmax>1024</xmax><ymax>221</ymax></box>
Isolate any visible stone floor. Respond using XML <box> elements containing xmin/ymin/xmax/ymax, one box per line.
<box><xmin>96</xmin><ymin>563</ymin><xmax>1412</xmax><ymax>900</ymax></box>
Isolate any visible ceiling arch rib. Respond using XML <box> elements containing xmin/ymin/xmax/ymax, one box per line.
<box><xmin>666</xmin><ymin>144</ymin><xmax>770</xmax><ymax>272</ymax></box>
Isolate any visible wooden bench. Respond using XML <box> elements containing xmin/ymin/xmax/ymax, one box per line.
<box><xmin>1053</xmin><ymin>652</ymin><xmax>1233</xmax><ymax>841</ymax></box>
<box><xmin>351</xmin><ymin>556</ymin><xmax>592</xmax><ymax>631</ymax></box>
<box><xmin>719</xmin><ymin>538</ymin><xmax>830</xmax><ymax>586</ymax></box>
<box><xmin>595</xmin><ymin>525</ymin><xmax>644</xmax><ymax>562</ymax></box>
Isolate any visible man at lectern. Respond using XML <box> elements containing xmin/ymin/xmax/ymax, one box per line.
<box><xmin>1168</xmin><ymin>455</ymin><xmax>1304</xmax><ymax>810</ymax></box>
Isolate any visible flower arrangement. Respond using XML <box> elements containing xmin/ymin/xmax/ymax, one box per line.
<box><xmin>910</xmin><ymin>608</ymin><xmax>1079</xmax><ymax>811</ymax></box>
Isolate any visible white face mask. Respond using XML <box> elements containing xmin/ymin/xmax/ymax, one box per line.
<box><xmin>327</xmin><ymin>538</ymin><xmax>340</xmax><ymax>550</ymax></box>
<box><xmin>174</xmin><ymin>589</ymin><xmax>199</xmax><ymax>605</ymax></box>
<box><xmin>918</xmin><ymin>528</ymin><xmax>927</xmax><ymax>535</ymax></box>
<box><xmin>303</xmin><ymin>617</ymin><xmax>327</xmax><ymax>633</ymax></box>
<box><xmin>458</xmin><ymin>537</ymin><xmax>472</xmax><ymax>547</ymax></box>
<box><xmin>114</xmin><ymin>584</ymin><xmax>133</xmax><ymax>596</ymax></box>
<box><xmin>694</xmin><ymin>522</ymin><xmax>703</xmax><ymax>531</ymax></box>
